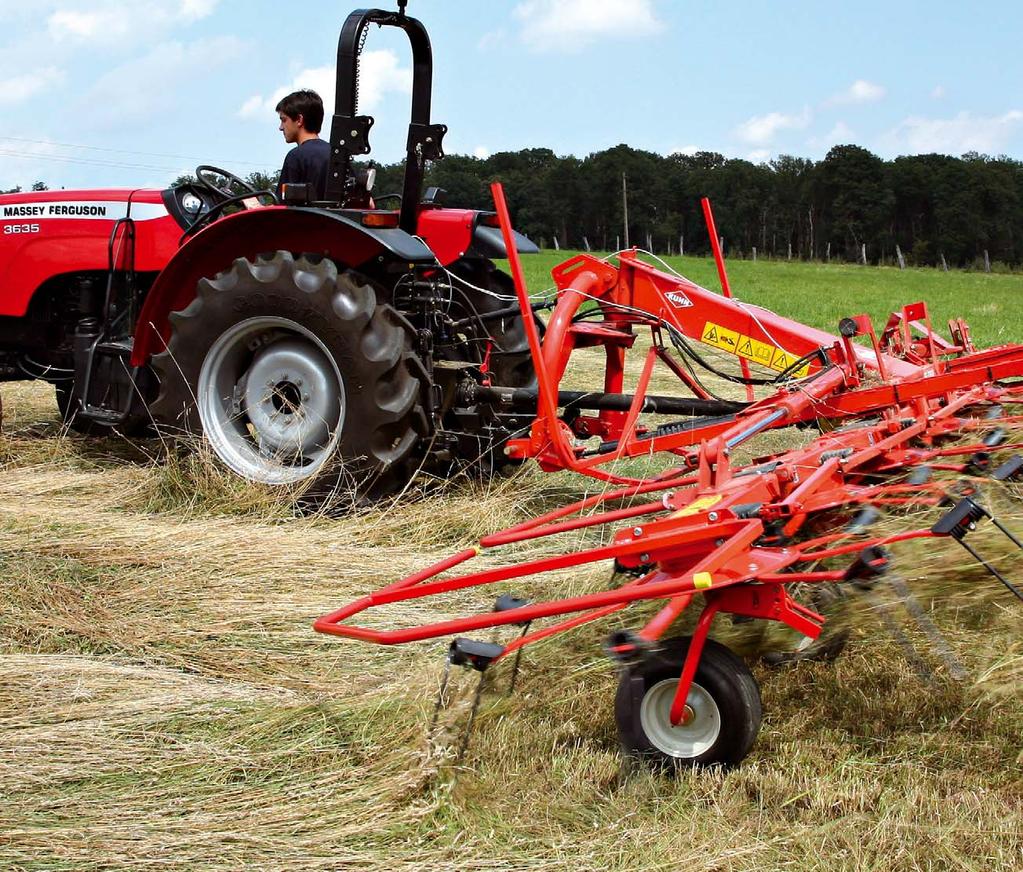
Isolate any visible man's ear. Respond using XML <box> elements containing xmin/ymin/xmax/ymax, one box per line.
<box><xmin>295</xmin><ymin>113</ymin><xmax>305</xmax><ymax>131</ymax></box>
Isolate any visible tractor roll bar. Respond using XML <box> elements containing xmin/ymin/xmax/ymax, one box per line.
<box><xmin>326</xmin><ymin>7</ymin><xmax>447</xmax><ymax>232</ymax></box>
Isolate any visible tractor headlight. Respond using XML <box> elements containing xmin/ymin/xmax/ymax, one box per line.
<box><xmin>181</xmin><ymin>192</ymin><xmax>203</xmax><ymax>214</ymax></box>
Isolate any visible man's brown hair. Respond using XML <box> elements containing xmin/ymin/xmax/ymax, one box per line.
<box><xmin>275</xmin><ymin>89</ymin><xmax>325</xmax><ymax>134</ymax></box>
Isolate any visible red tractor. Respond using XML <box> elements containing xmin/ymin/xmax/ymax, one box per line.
<box><xmin>0</xmin><ymin>5</ymin><xmax>545</xmax><ymax>497</ymax></box>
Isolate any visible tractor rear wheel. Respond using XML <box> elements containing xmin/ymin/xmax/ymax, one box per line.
<box><xmin>149</xmin><ymin>251</ymin><xmax>429</xmax><ymax>501</ymax></box>
<box><xmin>615</xmin><ymin>636</ymin><xmax>762</xmax><ymax>771</ymax></box>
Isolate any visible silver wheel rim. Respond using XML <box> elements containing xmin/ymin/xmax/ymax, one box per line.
<box><xmin>197</xmin><ymin>316</ymin><xmax>344</xmax><ymax>485</ymax></box>
<box><xmin>640</xmin><ymin>678</ymin><xmax>721</xmax><ymax>758</ymax></box>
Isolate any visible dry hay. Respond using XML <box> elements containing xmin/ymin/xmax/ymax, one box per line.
<box><xmin>1</xmin><ymin>379</ymin><xmax>1022</xmax><ymax>870</ymax></box>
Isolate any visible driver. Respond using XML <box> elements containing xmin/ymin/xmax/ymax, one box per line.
<box><xmin>276</xmin><ymin>90</ymin><xmax>330</xmax><ymax>200</ymax></box>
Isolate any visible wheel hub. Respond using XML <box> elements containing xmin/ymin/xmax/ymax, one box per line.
<box><xmin>198</xmin><ymin>317</ymin><xmax>346</xmax><ymax>485</ymax></box>
<box><xmin>640</xmin><ymin>678</ymin><xmax>721</xmax><ymax>759</ymax></box>
<box><xmin>242</xmin><ymin>339</ymin><xmax>338</xmax><ymax>455</ymax></box>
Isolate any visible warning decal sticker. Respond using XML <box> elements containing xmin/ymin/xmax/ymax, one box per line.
<box><xmin>672</xmin><ymin>494</ymin><xmax>723</xmax><ymax>518</ymax></box>
<box><xmin>700</xmin><ymin>321</ymin><xmax>809</xmax><ymax>377</ymax></box>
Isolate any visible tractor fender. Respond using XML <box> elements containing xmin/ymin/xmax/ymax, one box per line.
<box><xmin>469</xmin><ymin>225</ymin><xmax>540</xmax><ymax>259</ymax></box>
<box><xmin>132</xmin><ymin>205</ymin><xmax>435</xmax><ymax>365</ymax></box>
<box><xmin>415</xmin><ymin>208</ymin><xmax>538</xmax><ymax>266</ymax></box>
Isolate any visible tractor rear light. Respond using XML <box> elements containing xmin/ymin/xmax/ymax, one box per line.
<box><xmin>280</xmin><ymin>183</ymin><xmax>313</xmax><ymax>204</ymax></box>
<box><xmin>361</xmin><ymin>212</ymin><xmax>400</xmax><ymax>228</ymax></box>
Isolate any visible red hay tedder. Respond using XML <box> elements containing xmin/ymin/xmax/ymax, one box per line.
<box><xmin>316</xmin><ymin>183</ymin><xmax>1023</xmax><ymax>771</ymax></box>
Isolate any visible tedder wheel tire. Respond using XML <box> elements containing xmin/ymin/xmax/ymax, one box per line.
<box><xmin>149</xmin><ymin>252</ymin><xmax>428</xmax><ymax>501</ymax></box>
<box><xmin>615</xmin><ymin>636</ymin><xmax>762</xmax><ymax>771</ymax></box>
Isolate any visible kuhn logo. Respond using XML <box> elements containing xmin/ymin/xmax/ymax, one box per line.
<box><xmin>666</xmin><ymin>291</ymin><xmax>693</xmax><ymax>308</ymax></box>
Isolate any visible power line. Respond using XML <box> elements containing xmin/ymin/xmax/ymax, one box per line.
<box><xmin>0</xmin><ymin>135</ymin><xmax>276</xmax><ymax>171</ymax></box>
<box><xmin>0</xmin><ymin>148</ymin><xmax>188</xmax><ymax>175</ymax></box>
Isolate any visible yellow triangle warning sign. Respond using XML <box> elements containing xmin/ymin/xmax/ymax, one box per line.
<box><xmin>771</xmin><ymin>349</ymin><xmax>791</xmax><ymax>371</ymax></box>
<box><xmin>738</xmin><ymin>338</ymin><xmax>754</xmax><ymax>356</ymax></box>
<box><xmin>702</xmin><ymin>324</ymin><xmax>719</xmax><ymax>344</ymax></box>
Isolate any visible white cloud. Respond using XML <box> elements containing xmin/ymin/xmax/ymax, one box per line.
<box><xmin>931</xmin><ymin>85</ymin><xmax>945</xmax><ymax>99</ymax></box>
<box><xmin>180</xmin><ymin>0</ymin><xmax>217</xmax><ymax>20</ymax></box>
<box><xmin>48</xmin><ymin>10</ymin><xmax>105</xmax><ymax>39</ymax></box>
<box><xmin>825</xmin><ymin>79</ymin><xmax>886</xmax><ymax>106</ymax></box>
<box><xmin>734</xmin><ymin>108</ymin><xmax>811</xmax><ymax>145</ymax></box>
<box><xmin>884</xmin><ymin>110</ymin><xmax>1023</xmax><ymax>155</ymax></box>
<box><xmin>513</xmin><ymin>0</ymin><xmax>663</xmax><ymax>53</ymax></box>
<box><xmin>238</xmin><ymin>95</ymin><xmax>265</xmax><ymax>118</ymax></box>
<box><xmin>806</xmin><ymin>121</ymin><xmax>856</xmax><ymax>152</ymax></box>
<box><xmin>48</xmin><ymin>1</ymin><xmax>219</xmax><ymax>43</ymax></box>
<box><xmin>238</xmin><ymin>50</ymin><xmax>411</xmax><ymax>122</ymax></box>
<box><xmin>477</xmin><ymin>30</ymin><xmax>505</xmax><ymax>51</ymax></box>
<box><xmin>86</xmin><ymin>37</ymin><xmax>242</xmax><ymax>125</ymax></box>
<box><xmin>473</xmin><ymin>146</ymin><xmax>491</xmax><ymax>159</ymax></box>
<box><xmin>667</xmin><ymin>145</ymin><xmax>700</xmax><ymax>156</ymax></box>
<box><xmin>826</xmin><ymin>120</ymin><xmax>855</xmax><ymax>142</ymax></box>
<box><xmin>746</xmin><ymin>149</ymin><xmax>771</xmax><ymax>163</ymax></box>
<box><xmin>0</xmin><ymin>68</ymin><xmax>64</xmax><ymax>105</ymax></box>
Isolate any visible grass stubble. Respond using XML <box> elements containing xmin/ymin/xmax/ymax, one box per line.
<box><xmin>1</xmin><ymin>255</ymin><xmax>1022</xmax><ymax>870</ymax></box>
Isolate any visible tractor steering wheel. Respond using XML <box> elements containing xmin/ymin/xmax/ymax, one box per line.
<box><xmin>195</xmin><ymin>164</ymin><xmax>258</xmax><ymax>202</ymax></box>
<box><xmin>179</xmin><ymin>165</ymin><xmax>279</xmax><ymax>244</ymax></box>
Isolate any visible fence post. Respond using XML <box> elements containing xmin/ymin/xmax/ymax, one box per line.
<box><xmin>679</xmin><ymin>234</ymin><xmax>684</xmax><ymax>256</ymax></box>
<box><xmin>621</xmin><ymin>173</ymin><xmax>630</xmax><ymax>250</ymax></box>
<box><xmin>787</xmin><ymin>243</ymin><xmax>792</xmax><ymax>261</ymax></box>
<box><xmin>582</xmin><ymin>236</ymin><xmax>591</xmax><ymax>252</ymax></box>
<box><xmin>752</xmin><ymin>246</ymin><xmax>757</xmax><ymax>262</ymax></box>
<box><xmin>826</xmin><ymin>241</ymin><xmax>831</xmax><ymax>262</ymax></box>
<box><xmin>984</xmin><ymin>249</ymin><xmax>991</xmax><ymax>273</ymax></box>
<box><xmin>940</xmin><ymin>252</ymin><xmax>948</xmax><ymax>272</ymax></box>
<box><xmin>896</xmin><ymin>244</ymin><xmax>906</xmax><ymax>270</ymax></box>
<box><xmin>861</xmin><ymin>243</ymin><xmax>867</xmax><ymax>265</ymax></box>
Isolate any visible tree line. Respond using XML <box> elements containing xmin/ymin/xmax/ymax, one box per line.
<box><xmin>12</xmin><ymin>143</ymin><xmax>1022</xmax><ymax>269</ymax></box>
<box><xmin>367</xmin><ymin>144</ymin><xmax>1022</xmax><ymax>269</ymax></box>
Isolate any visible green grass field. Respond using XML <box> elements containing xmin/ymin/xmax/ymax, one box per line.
<box><xmin>509</xmin><ymin>250</ymin><xmax>1023</xmax><ymax>347</ymax></box>
<box><xmin>1</xmin><ymin>255</ymin><xmax>1022</xmax><ymax>870</ymax></box>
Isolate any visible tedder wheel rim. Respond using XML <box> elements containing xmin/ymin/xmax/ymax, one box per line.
<box><xmin>640</xmin><ymin>678</ymin><xmax>722</xmax><ymax>758</ymax></box>
<box><xmin>198</xmin><ymin>316</ymin><xmax>345</xmax><ymax>485</ymax></box>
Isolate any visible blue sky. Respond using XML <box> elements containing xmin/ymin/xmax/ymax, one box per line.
<box><xmin>1</xmin><ymin>0</ymin><xmax>1021</xmax><ymax>191</ymax></box>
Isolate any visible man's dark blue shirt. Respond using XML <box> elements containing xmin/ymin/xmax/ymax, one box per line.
<box><xmin>278</xmin><ymin>138</ymin><xmax>330</xmax><ymax>200</ymax></box>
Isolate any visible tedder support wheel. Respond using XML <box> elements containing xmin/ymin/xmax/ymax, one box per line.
<box><xmin>149</xmin><ymin>251</ymin><xmax>429</xmax><ymax>501</ymax></box>
<box><xmin>615</xmin><ymin>636</ymin><xmax>762</xmax><ymax>771</ymax></box>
